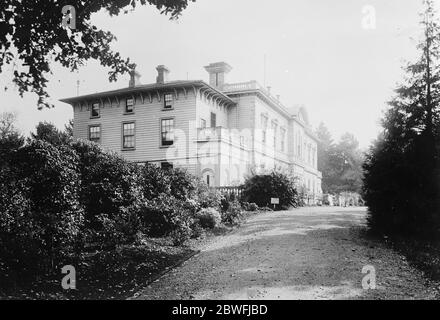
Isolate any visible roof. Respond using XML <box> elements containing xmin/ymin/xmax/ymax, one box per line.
<box><xmin>60</xmin><ymin>80</ymin><xmax>236</xmax><ymax>106</ymax></box>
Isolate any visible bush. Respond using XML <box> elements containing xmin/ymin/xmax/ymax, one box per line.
<box><xmin>242</xmin><ymin>202</ymin><xmax>259</xmax><ymax>212</ymax></box>
<box><xmin>242</xmin><ymin>170</ymin><xmax>299</xmax><ymax>210</ymax></box>
<box><xmin>138</xmin><ymin>194</ymin><xmax>196</xmax><ymax>244</ymax></box>
<box><xmin>221</xmin><ymin>200</ymin><xmax>243</xmax><ymax>226</ymax></box>
<box><xmin>139</xmin><ymin>164</ymin><xmax>196</xmax><ymax>201</ymax></box>
<box><xmin>196</xmin><ymin>208</ymin><xmax>221</xmax><ymax>229</ymax></box>
<box><xmin>195</xmin><ymin>180</ymin><xmax>222</xmax><ymax>210</ymax></box>
<box><xmin>71</xmin><ymin>140</ymin><xmax>142</xmax><ymax>230</ymax></box>
<box><xmin>96</xmin><ymin>206</ymin><xmax>142</xmax><ymax>249</ymax></box>
<box><xmin>0</xmin><ymin>140</ymin><xmax>84</xmax><ymax>276</ymax></box>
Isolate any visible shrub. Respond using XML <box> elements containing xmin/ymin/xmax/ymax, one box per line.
<box><xmin>196</xmin><ymin>208</ymin><xmax>221</xmax><ymax>229</ymax></box>
<box><xmin>0</xmin><ymin>140</ymin><xmax>84</xmax><ymax>276</ymax></box>
<box><xmin>195</xmin><ymin>180</ymin><xmax>222</xmax><ymax>210</ymax></box>
<box><xmin>71</xmin><ymin>140</ymin><xmax>142</xmax><ymax>230</ymax></box>
<box><xmin>139</xmin><ymin>164</ymin><xmax>197</xmax><ymax>201</ymax></box>
<box><xmin>242</xmin><ymin>202</ymin><xmax>259</xmax><ymax>212</ymax></box>
<box><xmin>138</xmin><ymin>194</ymin><xmax>196</xmax><ymax>244</ymax></box>
<box><xmin>96</xmin><ymin>206</ymin><xmax>142</xmax><ymax>249</ymax></box>
<box><xmin>167</xmin><ymin>168</ymin><xmax>197</xmax><ymax>200</ymax></box>
<box><xmin>242</xmin><ymin>170</ymin><xmax>299</xmax><ymax>210</ymax></box>
<box><xmin>220</xmin><ymin>192</ymin><xmax>241</xmax><ymax>213</ymax></box>
<box><xmin>221</xmin><ymin>200</ymin><xmax>243</xmax><ymax>226</ymax></box>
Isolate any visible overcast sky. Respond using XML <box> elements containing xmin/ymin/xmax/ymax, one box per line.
<box><xmin>0</xmin><ymin>0</ymin><xmax>432</xmax><ymax>148</ymax></box>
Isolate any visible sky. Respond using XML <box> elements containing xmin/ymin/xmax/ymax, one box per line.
<box><xmin>0</xmin><ymin>0</ymin><xmax>432</xmax><ymax>148</ymax></box>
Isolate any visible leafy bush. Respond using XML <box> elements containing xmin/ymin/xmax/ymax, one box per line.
<box><xmin>195</xmin><ymin>180</ymin><xmax>222</xmax><ymax>210</ymax></box>
<box><xmin>71</xmin><ymin>140</ymin><xmax>142</xmax><ymax>230</ymax></box>
<box><xmin>196</xmin><ymin>208</ymin><xmax>221</xmax><ymax>229</ymax></box>
<box><xmin>221</xmin><ymin>200</ymin><xmax>243</xmax><ymax>226</ymax></box>
<box><xmin>138</xmin><ymin>194</ymin><xmax>196</xmax><ymax>244</ymax></box>
<box><xmin>242</xmin><ymin>202</ymin><xmax>259</xmax><ymax>212</ymax></box>
<box><xmin>139</xmin><ymin>164</ymin><xmax>196</xmax><ymax>201</ymax></box>
<box><xmin>0</xmin><ymin>140</ymin><xmax>84</xmax><ymax>276</ymax></box>
<box><xmin>242</xmin><ymin>170</ymin><xmax>299</xmax><ymax>210</ymax></box>
<box><xmin>96</xmin><ymin>206</ymin><xmax>142</xmax><ymax>249</ymax></box>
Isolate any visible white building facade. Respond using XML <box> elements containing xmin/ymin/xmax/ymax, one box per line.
<box><xmin>61</xmin><ymin>62</ymin><xmax>322</xmax><ymax>202</ymax></box>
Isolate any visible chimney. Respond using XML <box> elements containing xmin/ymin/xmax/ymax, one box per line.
<box><xmin>156</xmin><ymin>65</ymin><xmax>170</xmax><ymax>84</ymax></box>
<box><xmin>129</xmin><ymin>69</ymin><xmax>142</xmax><ymax>87</ymax></box>
<box><xmin>267</xmin><ymin>86</ymin><xmax>271</xmax><ymax>93</ymax></box>
<box><xmin>204</xmin><ymin>62</ymin><xmax>232</xmax><ymax>90</ymax></box>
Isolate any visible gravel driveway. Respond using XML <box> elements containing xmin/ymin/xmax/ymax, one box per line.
<box><xmin>134</xmin><ymin>207</ymin><xmax>439</xmax><ymax>300</ymax></box>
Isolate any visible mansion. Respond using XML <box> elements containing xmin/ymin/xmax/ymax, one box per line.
<box><xmin>61</xmin><ymin>62</ymin><xmax>322</xmax><ymax>200</ymax></box>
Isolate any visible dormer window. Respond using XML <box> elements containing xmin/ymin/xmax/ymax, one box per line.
<box><xmin>164</xmin><ymin>93</ymin><xmax>174</xmax><ymax>110</ymax></box>
<box><xmin>126</xmin><ymin>98</ymin><xmax>134</xmax><ymax>113</ymax></box>
<box><xmin>91</xmin><ymin>102</ymin><xmax>100</xmax><ymax>118</ymax></box>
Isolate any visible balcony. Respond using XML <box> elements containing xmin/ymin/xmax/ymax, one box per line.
<box><xmin>197</xmin><ymin>127</ymin><xmax>248</xmax><ymax>148</ymax></box>
<box><xmin>223</xmin><ymin>81</ymin><xmax>291</xmax><ymax>116</ymax></box>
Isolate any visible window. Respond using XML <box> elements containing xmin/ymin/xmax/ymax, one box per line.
<box><xmin>122</xmin><ymin>122</ymin><xmax>135</xmax><ymax>149</ymax></box>
<box><xmin>126</xmin><ymin>98</ymin><xmax>134</xmax><ymax>113</ymax></box>
<box><xmin>164</xmin><ymin>93</ymin><xmax>173</xmax><ymax>109</ymax></box>
<box><xmin>308</xmin><ymin>145</ymin><xmax>311</xmax><ymax>164</ymax></box>
<box><xmin>272</xmin><ymin>122</ymin><xmax>278</xmax><ymax>148</ymax></box>
<box><xmin>91</xmin><ymin>102</ymin><xmax>100</xmax><ymax>118</ymax></box>
<box><xmin>200</xmin><ymin>118</ymin><xmax>207</xmax><ymax>128</ymax></box>
<box><xmin>304</xmin><ymin>142</ymin><xmax>307</xmax><ymax>160</ymax></box>
<box><xmin>161</xmin><ymin>118</ymin><xmax>174</xmax><ymax>146</ymax></box>
<box><xmin>280</xmin><ymin>128</ymin><xmax>286</xmax><ymax>152</ymax></box>
<box><xmin>210</xmin><ymin>112</ymin><xmax>217</xmax><ymax>128</ymax></box>
<box><xmin>161</xmin><ymin>162</ymin><xmax>173</xmax><ymax>170</ymax></box>
<box><xmin>261</xmin><ymin>114</ymin><xmax>268</xmax><ymax>144</ymax></box>
<box><xmin>89</xmin><ymin>125</ymin><xmax>101</xmax><ymax>143</ymax></box>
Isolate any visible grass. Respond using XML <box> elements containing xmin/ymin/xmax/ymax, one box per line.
<box><xmin>389</xmin><ymin>238</ymin><xmax>440</xmax><ymax>281</ymax></box>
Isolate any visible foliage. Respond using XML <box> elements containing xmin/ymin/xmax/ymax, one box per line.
<box><xmin>242</xmin><ymin>170</ymin><xmax>299</xmax><ymax>210</ymax></box>
<box><xmin>0</xmin><ymin>0</ymin><xmax>195</xmax><ymax>108</ymax></box>
<box><xmin>196</xmin><ymin>208</ymin><xmax>221</xmax><ymax>229</ymax></box>
<box><xmin>95</xmin><ymin>206</ymin><xmax>142</xmax><ymax>249</ymax></box>
<box><xmin>138</xmin><ymin>194</ymin><xmax>196</xmax><ymax>245</ymax></box>
<box><xmin>0</xmin><ymin>112</ymin><xmax>24</xmax><ymax>167</ymax></box>
<box><xmin>221</xmin><ymin>200</ymin><xmax>243</xmax><ymax>226</ymax></box>
<box><xmin>71</xmin><ymin>140</ymin><xmax>142</xmax><ymax>230</ymax></box>
<box><xmin>30</xmin><ymin>121</ymin><xmax>72</xmax><ymax>145</ymax></box>
<box><xmin>242</xmin><ymin>202</ymin><xmax>259</xmax><ymax>212</ymax></box>
<box><xmin>316</xmin><ymin>122</ymin><xmax>364</xmax><ymax>194</ymax></box>
<box><xmin>194</xmin><ymin>179</ymin><xmax>222</xmax><ymax>210</ymax></box>
<box><xmin>0</xmin><ymin>140</ymin><xmax>84</xmax><ymax>276</ymax></box>
<box><xmin>139</xmin><ymin>164</ymin><xmax>196</xmax><ymax>201</ymax></box>
<box><xmin>363</xmin><ymin>0</ymin><xmax>440</xmax><ymax>238</ymax></box>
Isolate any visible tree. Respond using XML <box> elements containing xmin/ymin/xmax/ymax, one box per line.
<box><xmin>316</xmin><ymin>123</ymin><xmax>364</xmax><ymax>194</ymax></box>
<box><xmin>65</xmin><ymin>119</ymin><xmax>74</xmax><ymax>138</ymax></box>
<box><xmin>0</xmin><ymin>112</ymin><xmax>24</xmax><ymax>167</ymax></box>
<box><xmin>316</xmin><ymin>122</ymin><xmax>334</xmax><ymax>193</ymax></box>
<box><xmin>334</xmin><ymin>133</ymin><xmax>364</xmax><ymax>193</ymax></box>
<box><xmin>363</xmin><ymin>0</ymin><xmax>440</xmax><ymax>237</ymax></box>
<box><xmin>0</xmin><ymin>0</ymin><xmax>195</xmax><ymax>109</ymax></box>
<box><xmin>30</xmin><ymin>121</ymin><xmax>72</xmax><ymax>145</ymax></box>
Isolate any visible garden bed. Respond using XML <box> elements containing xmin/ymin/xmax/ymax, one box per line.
<box><xmin>0</xmin><ymin>238</ymin><xmax>195</xmax><ymax>300</ymax></box>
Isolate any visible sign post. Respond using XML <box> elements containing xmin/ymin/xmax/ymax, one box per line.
<box><xmin>271</xmin><ymin>198</ymin><xmax>279</xmax><ymax>210</ymax></box>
